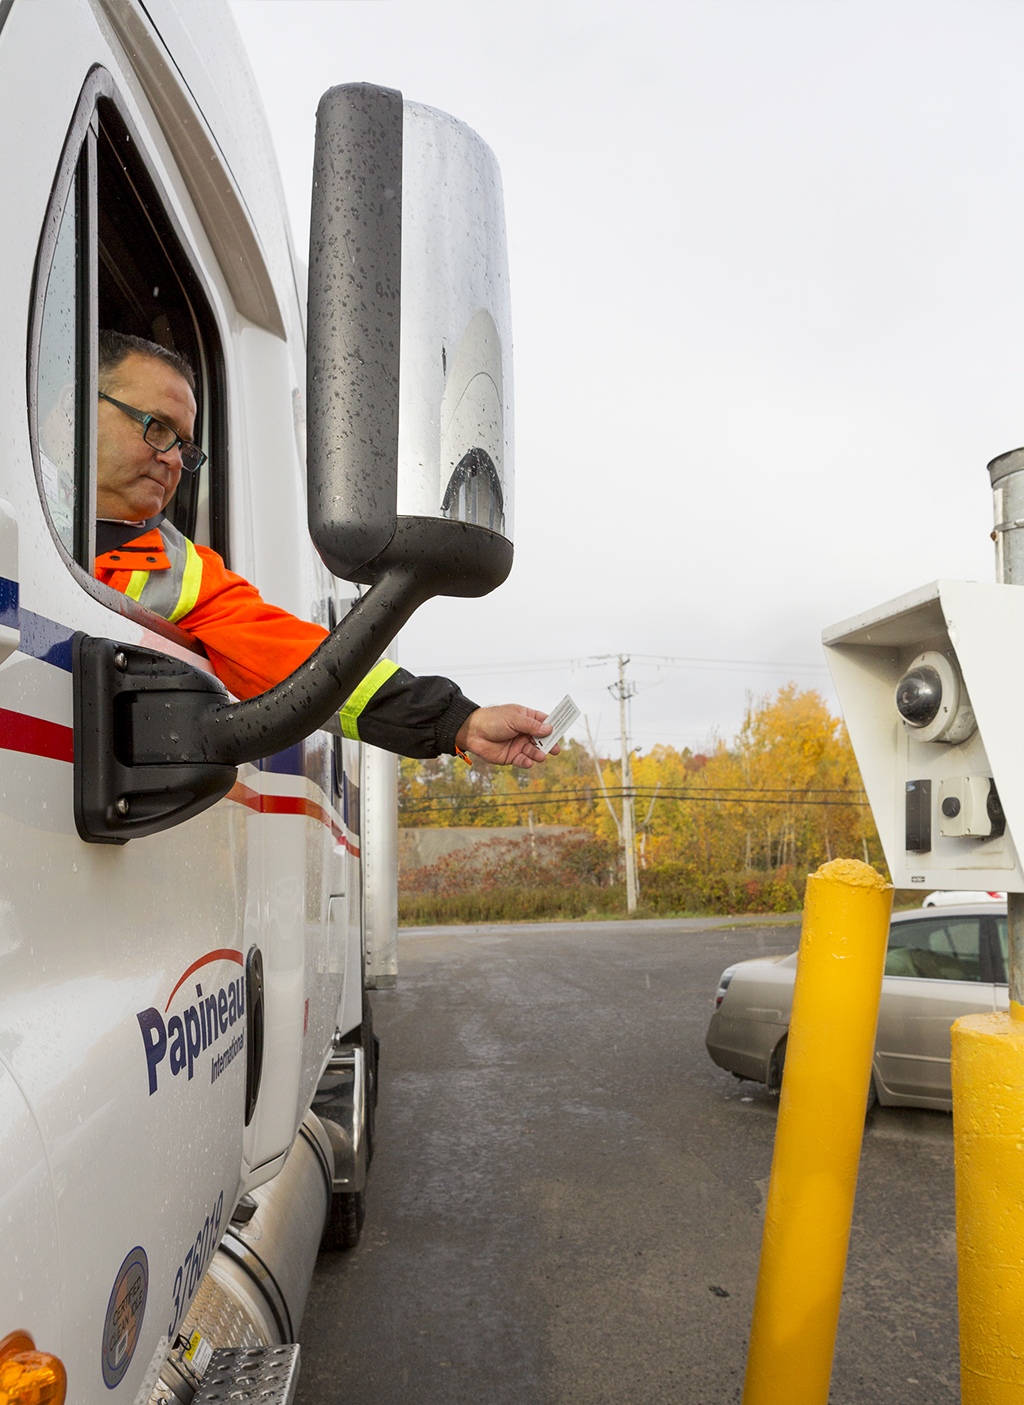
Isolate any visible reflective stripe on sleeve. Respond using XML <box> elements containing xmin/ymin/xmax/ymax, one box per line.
<box><xmin>339</xmin><ymin>659</ymin><xmax>401</xmax><ymax>740</ymax></box>
<box><xmin>167</xmin><ymin>539</ymin><xmax>204</xmax><ymax>624</ymax></box>
<box><xmin>125</xmin><ymin>571</ymin><xmax>148</xmax><ymax>602</ymax></box>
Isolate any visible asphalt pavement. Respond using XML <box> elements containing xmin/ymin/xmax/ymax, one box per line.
<box><xmin>296</xmin><ymin>916</ymin><xmax>959</xmax><ymax>1404</ymax></box>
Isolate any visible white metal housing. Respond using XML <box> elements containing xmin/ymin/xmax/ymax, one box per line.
<box><xmin>824</xmin><ymin>580</ymin><xmax>1024</xmax><ymax>891</ymax></box>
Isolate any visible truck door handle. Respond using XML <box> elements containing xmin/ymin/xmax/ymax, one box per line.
<box><xmin>245</xmin><ymin>946</ymin><xmax>265</xmax><ymax>1126</ymax></box>
<box><xmin>0</xmin><ymin>500</ymin><xmax>19</xmax><ymax>667</ymax></box>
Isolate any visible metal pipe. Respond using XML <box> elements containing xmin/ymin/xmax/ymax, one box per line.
<box><xmin>989</xmin><ymin>448</ymin><xmax>1024</xmax><ymax>586</ymax></box>
<box><xmin>742</xmin><ymin>859</ymin><xmax>892</xmax><ymax>1405</ymax></box>
<box><xmin>989</xmin><ymin>449</ymin><xmax>1024</xmax><ymax>1010</ymax></box>
<box><xmin>1008</xmin><ymin>893</ymin><xmax>1024</xmax><ymax>1011</ymax></box>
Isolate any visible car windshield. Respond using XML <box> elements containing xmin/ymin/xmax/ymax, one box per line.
<box><xmin>885</xmin><ymin>915</ymin><xmax>984</xmax><ymax>982</ymax></box>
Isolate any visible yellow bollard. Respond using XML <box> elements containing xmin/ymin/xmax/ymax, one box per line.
<box><xmin>952</xmin><ymin>1009</ymin><xmax>1024</xmax><ymax>1404</ymax></box>
<box><xmin>742</xmin><ymin>858</ymin><xmax>893</xmax><ymax>1405</ymax></box>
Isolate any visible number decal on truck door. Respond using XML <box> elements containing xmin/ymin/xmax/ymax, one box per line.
<box><xmin>167</xmin><ymin>1192</ymin><xmax>224</xmax><ymax>1340</ymax></box>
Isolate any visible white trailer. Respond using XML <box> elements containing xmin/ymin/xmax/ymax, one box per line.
<box><xmin>0</xmin><ymin>2</ymin><xmax>513</xmax><ymax>1400</ymax></box>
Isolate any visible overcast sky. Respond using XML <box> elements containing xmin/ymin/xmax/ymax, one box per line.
<box><xmin>229</xmin><ymin>0</ymin><xmax>1024</xmax><ymax>760</ymax></box>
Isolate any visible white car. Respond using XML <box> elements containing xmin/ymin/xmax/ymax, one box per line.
<box><xmin>923</xmin><ymin>890</ymin><xmax>1006</xmax><ymax>907</ymax></box>
<box><xmin>706</xmin><ymin>903</ymin><xmax>1008</xmax><ymax>1110</ymax></box>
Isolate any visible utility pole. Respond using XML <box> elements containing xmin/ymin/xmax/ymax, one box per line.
<box><xmin>609</xmin><ymin>655</ymin><xmax>638</xmax><ymax>912</ymax></box>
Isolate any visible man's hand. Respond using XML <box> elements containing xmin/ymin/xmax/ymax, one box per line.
<box><xmin>455</xmin><ymin>705</ymin><xmax>561</xmax><ymax>768</ymax></box>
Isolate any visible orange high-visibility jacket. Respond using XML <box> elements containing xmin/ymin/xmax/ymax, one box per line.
<box><xmin>95</xmin><ymin>516</ymin><xmax>477</xmax><ymax>757</ymax></box>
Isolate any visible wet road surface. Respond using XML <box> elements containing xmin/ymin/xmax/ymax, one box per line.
<box><xmin>296</xmin><ymin>917</ymin><xmax>959</xmax><ymax>1404</ymax></box>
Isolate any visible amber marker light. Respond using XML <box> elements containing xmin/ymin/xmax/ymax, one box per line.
<box><xmin>0</xmin><ymin>1331</ymin><xmax>67</xmax><ymax>1404</ymax></box>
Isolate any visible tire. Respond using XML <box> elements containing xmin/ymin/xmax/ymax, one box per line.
<box><xmin>319</xmin><ymin>995</ymin><xmax>378</xmax><ymax>1252</ymax></box>
<box><xmin>361</xmin><ymin>994</ymin><xmax>378</xmax><ymax>1167</ymax></box>
<box><xmin>767</xmin><ymin>1036</ymin><xmax>787</xmax><ymax>1093</ymax></box>
<box><xmin>322</xmin><ymin>1189</ymin><xmax>365</xmax><ymax>1251</ymax></box>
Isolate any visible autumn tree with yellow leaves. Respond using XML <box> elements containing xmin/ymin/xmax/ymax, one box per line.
<box><xmin>399</xmin><ymin>684</ymin><xmax>880</xmax><ymax>889</ymax></box>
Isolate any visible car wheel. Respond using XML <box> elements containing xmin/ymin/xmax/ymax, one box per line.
<box><xmin>768</xmin><ymin>1036</ymin><xmax>787</xmax><ymax>1093</ymax></box>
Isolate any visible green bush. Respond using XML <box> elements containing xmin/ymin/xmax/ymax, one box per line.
<box><xmin>397</xmin><ymin>864</ymin><xmax>808</xmax><ymax>925</ymax></box>
<box><xmin>400</xmin><ymin>830</ymin><xmax>619</xmax><ymax>898</ymax></box>
<box><xmin>398</xmin><ymin>885</ymin><xmax>625</xmax><ymax>925</ymax></box>
<box><xmin>638</xmin><ymin>863</ymin><xmax>805</xmax><ymax>916</ymax></box>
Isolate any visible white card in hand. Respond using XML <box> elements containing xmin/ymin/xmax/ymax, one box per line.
<box><xmin>535</xmin><ymin>695</ymin><xmax>580</xmax><ymax>753</ymax></box>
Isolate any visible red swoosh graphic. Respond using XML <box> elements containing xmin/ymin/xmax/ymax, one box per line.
<box><xmin>164</xmin><ymin>948</ymin><xmax>244</xmax><ymax>1012</ymax></box>
<box><xmin>0</xmin><ymin>708</ymin><xmax>73</xmax><ymax>763</ymax></box>
<box><xmin>228</xmin><ymin>781</ymin><xmax>359</xmax><ymax>857</ymax></box>
<box><xmin>0</xmin><ymin>721</ymin><xmax>359</xmax><ymax>854</ymax></box>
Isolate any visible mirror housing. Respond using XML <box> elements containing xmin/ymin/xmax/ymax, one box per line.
<box><xmin>307</xmin><ymin>83</ymin><xmax>513</xmax><ymax>597</ymax></box>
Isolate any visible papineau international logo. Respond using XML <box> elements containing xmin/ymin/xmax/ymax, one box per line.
<box><xmin>137</xmin><ymin>949</ymin><xmax>245</xmax><ymax>1096</ymax></box>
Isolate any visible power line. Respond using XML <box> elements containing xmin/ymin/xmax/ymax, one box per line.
<box><xmin>402</xmin><ymin>785</ymin><xmax>867</xmax><ymax>799</ymax></box>
<box><xmin>400</xmin><ymin>793</ymin><xmax>870</xmax><ymax>815</ymax></box>
<box><xmin>428</xmin><ymin>652</ymin><xmax>831</xmax><ymax>678</ymax></box>
<box><xmin>399</xmin><ymin>785</ymin><xmax>870</xmax><ymax>817</ymax></box>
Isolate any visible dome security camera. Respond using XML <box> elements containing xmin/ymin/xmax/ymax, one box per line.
<box><xmin>894</xmin><ymin>650</ymin><xmax>977</xmax><ymax>745</ymax></box>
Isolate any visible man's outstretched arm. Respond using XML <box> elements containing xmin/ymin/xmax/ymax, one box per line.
<box><xmin>335</xmin><ymin>667</ymin><xmax>554</xmax><ymax>766</ymax></box>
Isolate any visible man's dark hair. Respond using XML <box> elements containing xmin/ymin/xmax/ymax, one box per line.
<box><xmin>98</xmin><ymin>330</ymin><xmax>196</xmax><ymax>392</ymax></box>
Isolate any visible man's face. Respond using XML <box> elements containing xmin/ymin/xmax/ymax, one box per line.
<box><xmin>96</xmin><ymin>352</ymin><xmax>197</xmax><ymax>520</ymax></box>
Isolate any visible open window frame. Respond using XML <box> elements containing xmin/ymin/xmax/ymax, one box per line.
<box><xmin>28</xmin><ymin>65</ymin><xmax>229</xmax><ymax>650</ymax></box>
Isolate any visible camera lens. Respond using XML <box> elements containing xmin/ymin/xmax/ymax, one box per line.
<box><xmin>895</xmin><ymin>665</ymin><xmax>943</xmax><ymax>727</ymax></box>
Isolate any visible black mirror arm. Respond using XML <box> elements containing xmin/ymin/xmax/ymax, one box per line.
<box><xmin>205</xmin><ymin>514</ymin><xmax>512</xmax><ymax>765</ymax></box>
<box><xmin>74</xmin><ymin>520</ymin><xmax>511</xmax><ymax>843</ymax></box>
<box><xmin>137</xmin><ymin>567</ymin><xmax>432</xmax><ymax>768</ymax></box>
<box><xmin>204</xmin><ymin>568</ymin><xmax>429</xmax><ymax>763</ymax></box>
<box><xmin>74</xmin><ymin>568</ymin><xmax>428</xmax><ymax>844</ymax></box>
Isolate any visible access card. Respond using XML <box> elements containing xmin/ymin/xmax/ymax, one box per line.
<box><xmin>535</xmin><ymin>694</ymin><xmax>580</xmax><ymax>753</ymax></box>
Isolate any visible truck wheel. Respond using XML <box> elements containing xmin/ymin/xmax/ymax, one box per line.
<box><xmin>320</xmin><ymin>997</ymin><xmax>377</xmax><ymax>1252</ymax></box>
<box><xmin>323</xmin><ymin>1189</ymin><xmax>365</xmax><ymax>1250</ymax></box>
<box><xmin>362</xmin><ymin>994</ymin><xmax>378</xmax><ymax>1167</ymax></box>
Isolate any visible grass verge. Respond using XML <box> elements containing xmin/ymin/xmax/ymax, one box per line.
<box><xmin>398</xmin><ymin>879</ymin><xmax>933</xmax><ymax>926</ymax></box>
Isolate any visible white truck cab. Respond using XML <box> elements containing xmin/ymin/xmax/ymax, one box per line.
<box><xmin>0</xmin><ymin>2</ymin><xmax>514</xmax><ymax>1400</ymax></box>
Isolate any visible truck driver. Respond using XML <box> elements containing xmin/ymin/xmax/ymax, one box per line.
<box><xmin>93</xmin><ymin>330</ymin><xmax>552</xmax><ymax>767</ymax></box>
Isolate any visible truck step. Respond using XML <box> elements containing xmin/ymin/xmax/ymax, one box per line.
<box><xmin>191</xmin><ymin>1345</ymin><xmax>300</xmax><ymax>1404</ymax></box>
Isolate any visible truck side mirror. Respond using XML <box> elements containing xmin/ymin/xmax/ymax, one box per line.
<box><xmin>306</xmin><ymin>83</ymin><xmax>513</xmax><ymax>598</ymax></box>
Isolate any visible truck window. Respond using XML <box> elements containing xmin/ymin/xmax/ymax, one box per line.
<box><xmin>31</xmin><ymin>73</ymin><xmax>227</xmax><ymax>595</ymax></box>
<box><xmin>36</xmin><ymin>184</ymin><xmax>84</xmax><ymax>561</ymax></box>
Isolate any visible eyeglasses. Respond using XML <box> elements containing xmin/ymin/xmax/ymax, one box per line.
<box><xmin>99</xmin><ymin>393</ymin><xmax>207</xmax><ymax>473</ymax></box>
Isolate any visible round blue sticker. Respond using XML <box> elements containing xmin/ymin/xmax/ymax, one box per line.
<box><xmin>101</xmin><ymin>1245</ymin><xmax>148</xmax><ymax>1389</ymax></box>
